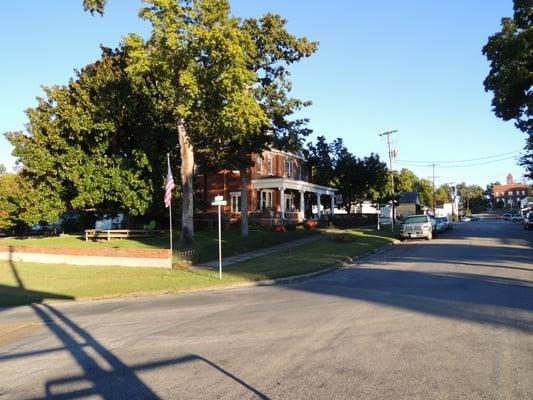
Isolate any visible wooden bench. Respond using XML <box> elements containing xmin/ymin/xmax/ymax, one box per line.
<box><xmin>85</xmin><ymin>229</ymin><xmax>161</xmax><ymax>241</ymax></box>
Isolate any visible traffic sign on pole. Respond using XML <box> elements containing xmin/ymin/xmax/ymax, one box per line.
<box><xmin>211</xmin><ymin>196</ymin><xmax>225</xmax><ymax>279</ymax></box>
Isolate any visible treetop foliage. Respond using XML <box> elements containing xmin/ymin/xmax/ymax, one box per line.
<box><xmin>483</xmin><ymin>0</ymin><xmax>533</xmax><ymax>177</ymax></box>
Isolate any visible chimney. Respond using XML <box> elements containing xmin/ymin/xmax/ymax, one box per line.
<box><xmin>506</xmin><ymin>173</ymin><xmax>513</xmax><ymax>184</ymax></box>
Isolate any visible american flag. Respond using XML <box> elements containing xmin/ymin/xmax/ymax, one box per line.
<box><xmin>164</xmin><ymin>161</ymin><xmax>175</xmax><ymax>208</ymax></box>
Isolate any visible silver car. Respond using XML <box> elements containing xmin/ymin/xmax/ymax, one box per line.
<box><xmin>400</xmin><ymin>215</ymin><xmax>434</xmax><ymax>241</ymax></box>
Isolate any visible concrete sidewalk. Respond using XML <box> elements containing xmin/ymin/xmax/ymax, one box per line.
<box><xmin>195</xmin><ymin>234</ymin><xmax>323</xmax><ymax>268</ymax></box>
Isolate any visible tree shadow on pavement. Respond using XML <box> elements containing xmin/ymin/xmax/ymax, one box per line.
<box><xmin>282</xmin><ymin>266</ymin><xmax>533</xmax><ymax>333</ymax></box>
<box><xmin>1</xmin><ymin>248</ymin><xmax>270</xmax><ymax>400</ymax></box>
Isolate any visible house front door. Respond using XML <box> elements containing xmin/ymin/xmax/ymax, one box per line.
<box><xmin>285</xmin><ymin>193</ymin><xmax>294</xmax><ymax>212</ymax></box>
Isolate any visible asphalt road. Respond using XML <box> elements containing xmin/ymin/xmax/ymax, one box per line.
<box><xmin>1</xmin><ymin>220</ymin><xmax>532</xmax><ymax>399</ymax></box>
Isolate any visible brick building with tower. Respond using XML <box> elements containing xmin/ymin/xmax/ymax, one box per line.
<box><xmin>492</xmin><ymin>173</ymin><xmax>529</xmax><ymax>208</ymax></box>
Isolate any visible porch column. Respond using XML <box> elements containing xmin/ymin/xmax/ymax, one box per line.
<box><xmin>331</xmin><ymin>195</ymin><xmax>335</xmax><ymax>216</ymax></box>
<box><xmin>259</xmin><ymin>190</ymin><xmax>263</xmax><ymax>210</ymax></box>
<box><xmin>279</xmin><ymin>187</ymin><xmax>285</xmax><ymax>219</ymax></box>
<box><xmin>316</xmin><ymin>193</ymin><xmax>321</xmax><ymax>219</ymax></box>
<box><xmin>299</xmin><ymin>191</ymin><xmax>305</xmax><ymax>212</ymax></box>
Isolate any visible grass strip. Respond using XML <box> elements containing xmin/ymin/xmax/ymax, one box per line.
<box><xmin>0</xmin><ymin>228</ymin><xmax>397</xmax><ymax>307</ymax></box>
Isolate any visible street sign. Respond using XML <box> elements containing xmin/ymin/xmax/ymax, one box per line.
<box><xmin>211</xmin><ymin>196</ymin><xmax>226</xmax><ymax>279</ymax></box>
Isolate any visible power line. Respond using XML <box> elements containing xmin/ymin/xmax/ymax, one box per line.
<box><xmin>396</xmin><ymin>156</ymin><xmax>518</xmax><ymax>169</ymax></box>
<box><xmin>396</xmin><ymin>149</ymin><xmax>522</xmax><ymax>165</ymax></box>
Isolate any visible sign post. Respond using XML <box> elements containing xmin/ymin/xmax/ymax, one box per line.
<box><xmin>211</xmin><ymin>195</ymin><xmax>227</xmax><ymax>280</ymax></box>
<box><xmin>377</xmin><ymin>204</ymin><xmax>380</xmax><ymax>231</ymax></box>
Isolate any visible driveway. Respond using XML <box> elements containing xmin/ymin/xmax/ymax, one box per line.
<box><xmin>0</xmin><ymin>220</ymin><xmax>532</xmax><ymax>399</ymax></box>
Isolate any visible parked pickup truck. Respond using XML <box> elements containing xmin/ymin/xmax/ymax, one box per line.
<box><xmin>400</xmin><ymin>215</ymin><xmax>434</xmax><ymax>241</ymax></box>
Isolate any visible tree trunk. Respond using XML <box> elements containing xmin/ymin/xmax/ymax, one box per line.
<box><xmin>240</xmin><ymin>167</ymin><xmax>249</xmax><ymax>238</ymax></box>
<box><xmin>178</xmin><ymin>119</ymin><xmax>195</xmax><ymax>246</ymax></box>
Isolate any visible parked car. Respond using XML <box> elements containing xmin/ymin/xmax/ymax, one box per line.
<box><xmin>428</xmin><ymin>215</ymin><xmax>437</xmax><ymax>232</ymax></box>
<box><xmin>502</xmin><ymin>213</ymin><xmax>511</xmax><ymax>220</ymax></box>
<box><xmin>470</xmin><ymin>216</ymin><xmax>480</xmax><ymax>221</ymax></box>
<box><xmin>399</xmin><ymin>215</ymin><xmax>434</xmax><ymax>241</ymax></box>
<box><xmin>524</xmin><ymin>212</ymin><xmax>533</xmax><ymax>230</ymax></box>
<box><xmin>435</xmin><ymin>217</ymin><xmax>448</xmax><ymax>233</ymax></box>
<box><xmin>510</xmin><ymin>214</ymin><xmax>524</xmax><ymax>223</ymax></box>
<box><xmin>442</xmin><ymin>216</ymin><xmax>453</xmax><ymax>230</ymax></box>
<box><xmin>462</xmin><ymin>216</ymin><xmax>472</xmax><ymax>222</ymax></box>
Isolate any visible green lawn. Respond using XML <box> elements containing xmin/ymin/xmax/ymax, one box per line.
<box><xmin>0</xmin><ymin>229</ymin><xmax>318</xmax><ymax>263</ymax></box>
<box><xmin>0</xmin><ymin>227</ymin><xmax>398</xmax><ymax>307</ymax></box>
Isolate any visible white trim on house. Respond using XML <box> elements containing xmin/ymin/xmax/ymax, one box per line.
<box><xmin>259</xmin><ymin>189</ymin><xmax>274</xmax><ymax>209</ymax></box>
<box><xmin>252</xmin><ymin>177</ymin><xmax>337</xmax><ymax>196</ymax></box>
<box><xmin>268</xmin><ymin>148</ymin><xmax>306</xmax><ymax>162</ymax></box>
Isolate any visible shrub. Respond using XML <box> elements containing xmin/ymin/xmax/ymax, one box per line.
<box><xmin>304</xmin><ymin>219</ymin><xmax>318</xmax><ymax>230</ymax></box>
<box><xmin>271</xmin><ymin>224</ymin><xmax>286</xmax><ymax>232</ymax></box>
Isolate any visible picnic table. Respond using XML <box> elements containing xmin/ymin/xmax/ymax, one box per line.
<box><xmin>85</xmin><ymin>229</ymin><xmax>161</xmax><ymax>241</ymax></box>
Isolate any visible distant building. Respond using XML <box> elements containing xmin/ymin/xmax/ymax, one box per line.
<box><xmin>492</xmin><ymin>173</ymin><xmax>529</xmax><ymax>208</ymax></box>
<box><xmin>396</xmin><ymin>191</ymin><xmax>423</xmax><ymax>218</ymax></box>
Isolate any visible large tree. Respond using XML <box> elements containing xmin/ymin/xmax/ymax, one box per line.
<box><xmin>483</xmin><ymin>0</ymin><xmax>533</xmax><ymax>178</ymax></box>
<box><xmin>88</xmin><ymin>0</ymin><xmax>316</xmax><ymax>242</ymax></box>
<box><xmin>206</xmin><ymin>13</ymin><xmax>317</xmax><ymax>237</ymax></box>
<box><xmin>6</xmin><ymin>48</ymin><xmax>176</xmax><ymax>226</ymax></box>
<box><xmin>305</xmin><ymin>136</ymin><xmax>388</xmax><ymax>211</ymax></box>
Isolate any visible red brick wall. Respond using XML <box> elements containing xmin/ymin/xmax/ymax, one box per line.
<box><xmin>197</xmin><ymin>150</ymin><xmax>309</xmax><ymax>214</ymax></box>
<box><xmin>0</xmin><ymin>246</ymin><xmax>170</xmax><ymax>259</ymax></box>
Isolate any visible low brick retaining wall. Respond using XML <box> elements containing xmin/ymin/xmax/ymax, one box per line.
<box><xmin>0</xmin><ymin>246</ymin><xmax>172</xmax><ymax>268</ymax></box>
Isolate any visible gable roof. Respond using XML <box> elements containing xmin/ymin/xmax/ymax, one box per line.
<box><xmin>398</xmin><ymin>191</ymin><xmax>421</xmax><ymax>205</ymax></box>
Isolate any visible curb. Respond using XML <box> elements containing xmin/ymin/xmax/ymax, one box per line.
<box><xmin>0</xmin><ymin>238</ymin><xmax>402</xmax><ymax>311</ymax></box>
<box><xmin>200</xmin><ymin>238</ymin><xmax>401</xmax><ymax>290</ymax></box>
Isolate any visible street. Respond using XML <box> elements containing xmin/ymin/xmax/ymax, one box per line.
<box><xmin>1</xmin><ymin>220</ymin><xmax>532</xmax><ymax>399</ymax></box>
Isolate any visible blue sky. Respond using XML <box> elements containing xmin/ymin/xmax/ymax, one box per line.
<box><xmin>0</xmin><ymin>0</ymin><xmax>528</xmax><ymax>187</ymax></box>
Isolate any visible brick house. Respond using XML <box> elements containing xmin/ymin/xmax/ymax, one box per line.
<box><xmin>195</xmin><ymin>148</ymin><xmax>337</xmax><ymax>225</ymax></box>
<box><xmin>492</xmin><ymin>173</ymin><xmax>529</xmax><ymax>208</ymax></box>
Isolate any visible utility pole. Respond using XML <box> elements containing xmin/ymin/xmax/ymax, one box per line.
<box><xmin>443</xmin><ymin>181</ymin><xmax>457</xmax><ymax>219</ymax></box>
<box><xmin>379</xmin><ymin>130</ymin><xmax>398</xmax><ymax>230</ymax></box>
<box><xmin>428</xmin><ymin>163</ymin><xmax>440</xmax><ymax>215</ymax></box>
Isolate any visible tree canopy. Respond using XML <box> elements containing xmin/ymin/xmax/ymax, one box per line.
<box><xmin>483</xmin><ymin>0</ymin><xmax>533</xmax><ymax>178</ymax></box>
<box><xmin>5</xmin><ymin>47</ymin><xmax>177</xmax><ymax>225</ymax></box>
<box><xmin>304</xmin><ymin>136</ymin><xmax>388</xmax><ymax>210</ymax></box>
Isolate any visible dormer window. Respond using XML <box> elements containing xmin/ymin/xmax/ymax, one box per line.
<box><xmin>256</xmin><ymin>155</ymin><xmax>263</xmax><ymax>173</ymax></box>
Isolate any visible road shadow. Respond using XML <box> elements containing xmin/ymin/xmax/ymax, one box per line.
<box><xmin>1</xmin><ymin>250</ymin><xmax>270</xmax><ymax>400</ymax></box>
<box><xmin>281</xmin><ymin>263</ymin><xmax>533</xmax><ymax>333</ymax></box>
<box><xmin>445</xmin><ymin>220</ymin><xmax>533</xmax><ymax>246</ymax></box>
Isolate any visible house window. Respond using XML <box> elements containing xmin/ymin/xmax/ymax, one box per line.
<box><xmin>230</xmin><ymin>193</ymin><xmax>241</xmax><ymax>213</ymax></box>
<box><xmin>256</xmin><ymin>155</ymin><xmax>263</xmax><ymax>174</ymax></box>
<box><xmin>522</xmin><ymin>190</ymin><xmax>526</xmax><ymax>195</ymax></box>
<box><xmin>260</xmin><ymin>190</ymin><xmax>273</xmax><ymax>209</ymax></box>
<box><xmin>267</xmin><ymin>155</ymin><xmax>273</xmax><ymax>175</ymax></box>
<box><xmin>285</xmin><ymin>159</ymin><xmax>292</xmax><ymax>178</ymax></box>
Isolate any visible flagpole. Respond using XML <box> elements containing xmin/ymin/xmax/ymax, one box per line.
<box><xmin>167</xmin><ymin>154</ymin><xmax>173</xmax><ymax>253</ymax></box>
